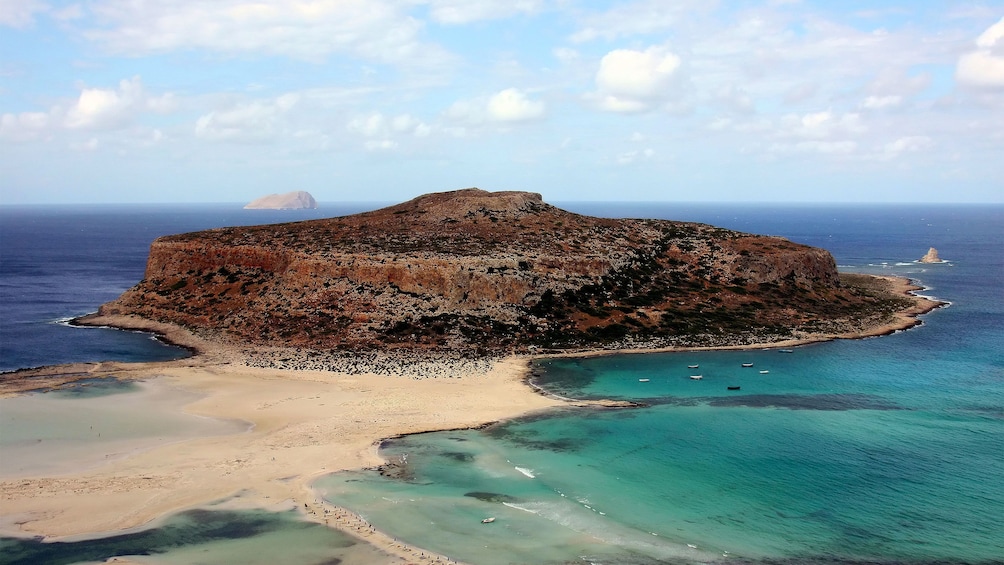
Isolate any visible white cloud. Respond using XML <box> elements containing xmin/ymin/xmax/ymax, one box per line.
<box><xmin>347</xmin><ymin>111</ymin><xmax>431</xmax><ymax>150</ymax></box>
<box><xmin>66</xmin><ymin>85</ymin><xmax>132</xmax><ymax>130</ymax></box>
<box><xmin>862</xmin><ymin>95</ymin><xmax>902</xmax><ymax>109</ymax></box>
<box><xmin>83</xmin><ymin>0</ymin><xmax>453</xmax><ymax>67</ymax></box>
<box><xmin>0</xmin><ymin>111</ymin><xmax>52</xmax><ymax>141</ymax></box>
<box><xmin>956</xmin><ymin>17</ymin><xmax>1004</xmax><ymax>88</ymax></box>
<box><xmin>616</xmin><ymin>148</ymin><xmax>655</xmax><ymax>165</ymax></box>
<box><xmin>770</xmin><ymin>140</ymin><xmax>858</xmax><ymax>155</ymax></box>
<box><xmin>778</xmin><ymin>111</ymin><xmax>865</xmax><ymax>140</ymax></box>
<box><xmin>349</xmin><ymin>112</ymin><xmax>430</xmax><ymax>137</ymax></box>
<box><xmin>347</xmin><ymin>113</ymin><xmax>387</xmax><ymax>138</ymax></box>
<box><xmin>975</xmin><ymin>16</ymin><xmax>1004</xmax><ymax>49</ymax></box>
<box><xmin>0</xmin><ymin>0</ymin><xmax>47</xmax><ymax>28</ymax></box>
<box><xmin>569</xmin><ymin>0</ymin><xmax>704</xmax><ymax>43</ymax></box>
<box><xmin>195</xmin><ymin>95</ymin><xmax>298</xmax><ymax>142</ymax></box>
<box><xmin>883</xmin><ymin>135</ymin><xmax>934</xmax><ymax>158</ymax></box>
<box><xmin>486</xmin><ymin>88</ymin><xmax>546</xmax><ymax>122</ymax></box>
<box><xmin>64</xmin><ymin>76</ymin><xmax>175</xmax><ymax>130</ymax></box>
<box><xmin>364</xmin><ymin>139</ymin><xmax>398</xmax><ymax>151</ymax></box>
<box><xmin>71</xmin><ymin>137</ymin><xmax>100</xmax><ymax>152</ymax></box>
<box><xmin>391</xmin><ymin>114</ymin><xmax>431</xmax><ymax>136</ymax></box>
<box><xmin>422</xmin><ymin>0</ymin><xmax>541</xmax><ymax>24</ymax></box>
<box><xmin>445</xmin><ymin>89</ymin><xmax>545</xmax><ymax>126</ymax></box>
<box><xmin>590</xmin><ymin>46</ymin><xmax>682</xmax><ymax>113</ymax></box>
<box><xmin>552</xmin><ymin>47</ymin><xmax>580</xmax><ymax>64</ymax></box>
<box><xmin>2</xmin><ymin>76</ymin><xmax>176</xmax><ymax>142</ymax></box>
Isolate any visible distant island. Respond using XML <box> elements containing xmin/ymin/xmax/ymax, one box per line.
<box><xmin>87</xmin><ymin>188</ymin><xmax>933</xmax><ymax>365</ymax></box>
<box><xmin>244</xmin><ymin>190</ymin><xmax>317</xmax><ymax>210</ymax></box>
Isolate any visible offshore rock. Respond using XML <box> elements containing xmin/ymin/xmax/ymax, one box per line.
<box><xmin>98</xmin><ymin>188</ymin><xmax>909</xmax><ymax>353</ymax></box>
<box><xmin>244</xmin><ymin>191</ymin><xmax>318</xmax><ymax>210</ymax></box>
<box><xmin>919</xmin><ymin>247</ymin><xmax>943</xmax><ymax>263</ymax></box>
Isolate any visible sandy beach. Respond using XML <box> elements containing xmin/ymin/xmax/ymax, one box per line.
<box><xmin>0</xmin><ymin>275</ymin><xmax>943</xmax><ymax>564</ymax></box>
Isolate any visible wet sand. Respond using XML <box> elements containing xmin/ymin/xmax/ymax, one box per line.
<box><xmin>0</xmin><ymin>275</ymin><xmax>943</xmax><ymax>564</ymax></box>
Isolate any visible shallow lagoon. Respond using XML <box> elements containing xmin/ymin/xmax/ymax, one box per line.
<box><xmin>0</xmin><ymin>378</ymin><xmax>248</xmax><ymax>479</ymax></box>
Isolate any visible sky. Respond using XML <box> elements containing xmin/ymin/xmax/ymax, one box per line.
<box><xmin>1</xmin><ymin>1</ymin><xmax>1003</xmax><ymax>204</ymax></box>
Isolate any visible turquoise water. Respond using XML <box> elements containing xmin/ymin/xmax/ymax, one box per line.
<box><xmin>317</xmin><ymin>340</ymin><xmax>1004</xmax><ymax>563</ymax></box>
<box><xmin>316</xmin><ymin>205</ymin><xmax>1004</xmax><ymax>564</ymax></box>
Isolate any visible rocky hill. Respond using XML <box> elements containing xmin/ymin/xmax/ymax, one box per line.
<box><xmin>96</xmin><ymin>188</ymin><xmax>914</xmax><ymax>354</ymax></box>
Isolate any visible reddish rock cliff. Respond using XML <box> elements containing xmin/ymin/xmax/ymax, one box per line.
<box><xmin>98</xmin><ymin>188</ymin><xmax>905</xmax><ymax>353</ymax></box>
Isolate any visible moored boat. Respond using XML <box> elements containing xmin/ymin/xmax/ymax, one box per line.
<box><xmin>741</xmin><ymin>363</ymin><xmax>754</xmax><ymax>367</ymax></box>
<box><xmin>727</xmin><ymin>386</ymin><xmax>741</xmax><ymax>390</ymax></box>
<box><xmin>690</xmin><ymin>375</ymin><xmax>703</xmax><ymax>380</ymax></box>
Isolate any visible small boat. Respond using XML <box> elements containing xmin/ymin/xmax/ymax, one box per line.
<box><xmin>688</xmin><ymin>364</ymin><xmax>699</xmax><ymax>369</ymax></box>
<box><xmin>481</xmin><ymin>517</ymin><xmax>496</xmax><ymax>524</ymax></box>
<box><xmin>727</xmin><ymin>386</ymin><xmax>741</xmax><ymax>390</ymax></box>
<box><xmin>638</xmin><ymin>378</ymin><xmax>650</xmax><ymax>382</ymax></box>
<box><xmin>779</xmin><ymin>349</ymin><xmax>794</xmax><ymax>353</ymax></box>
<box><xmin>690</xmin><ymin>375</ymin><xmax>703</xmax><ymax>380</ymax></box>
<box><xmin>759</xmin><ymin>370</ymin><xmax>769</xmax><ymax>374</ymax></box>
<box><xmin>741</xmin><ymin>363</ymin><xmax>754</xmax><ymax>367</ymax></box>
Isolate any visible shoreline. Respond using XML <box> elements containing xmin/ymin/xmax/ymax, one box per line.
<box><xmin>0</xmin><ymin>275</ymin><xmax>944</xmax><ymax>563</ymax></box>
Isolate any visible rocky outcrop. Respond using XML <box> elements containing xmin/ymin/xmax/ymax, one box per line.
<box><xmin>919</xmin><ymin>247</ymin><xmax>943</xmax><ymax>263</ymax></box>
<box><xmin>99</xmin><ymin>188</ymin><xmax>911</xmax><ymax>353</ymax></box>
<box><xmin>244</xmin><ymin>191</ymin><xmax>317</xmax><ymax>210</ymax></box>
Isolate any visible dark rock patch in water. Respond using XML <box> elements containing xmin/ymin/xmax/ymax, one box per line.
<box><xmin>485</xmin><ymin>428</ymin><xmax>585</xmax><ymax>452</ymax></box>
<box><xmin>464</xmin><ymin>491</ymin><xmax>520</xmax><ymax>504</ymax></box>
<box><xmin>706</xmin><ymin>393</ymin><xmax>901</xmax><ymax>411</ymax></box>
<box><xmin>440</xmin><ymin>451</ymin><xmax>475</xmax><ymax>462</ymax></box>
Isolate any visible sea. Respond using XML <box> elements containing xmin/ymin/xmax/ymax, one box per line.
<box><xmin>0</xmin><ymin>202</ymin><xmax>1002</xmax><ymax>565</ymax></box>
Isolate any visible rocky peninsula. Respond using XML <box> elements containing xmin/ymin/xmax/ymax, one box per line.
<box><xmin>89</xmin><ymin>188</ymin><xmax>922</xmax><ymax>364</ymax></box>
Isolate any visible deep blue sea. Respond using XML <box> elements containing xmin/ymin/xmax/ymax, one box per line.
<box><xmin>1</xmin><ymin>203</ymin><xmax>1002</xmax><ymax>565</ymax></box>
<box><xmin>0</xmin><ymin>204</ymin><xmax>375</xmax><ymax>373</ymax></box>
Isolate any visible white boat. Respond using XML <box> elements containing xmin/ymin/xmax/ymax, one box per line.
<box><xmin>779</xmin><ymin>349</ymin><xmax>794</xmax><ymax>353</ymax></box>
<box><xmin>638</xmin><ymin>378</ymin><xmax>650</xmax><ymax>382</ymax></box>
<box><xmin>481</xmin><ymin>517</ymin><xmax>496</xmax><ymax>524</ymax></box>
<box><xmin>688</xmin><ymin>364</ymin><xmax>699</xmax><ymax>369</ymax></box>
<box><xmin>759</xmin><ymin>370</ymin><xmax>769</xmax><ymax>374</ymax></box>
<box><xmin>741</xmin><ymin>363</ymin><xmax>754</xmax><ymax>367</ymax></box>
<box><xmin>690</xmin><ymin>375</ymin><xmax>703</xmax><ymax>380</ymax></box>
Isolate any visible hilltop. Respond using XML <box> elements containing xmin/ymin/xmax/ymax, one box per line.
<box><xmin>92</xmin><ymin>188</ymin><xmax>919</xmax><ymax>357</ymax></box>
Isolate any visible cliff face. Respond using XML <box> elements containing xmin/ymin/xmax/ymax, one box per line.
<box><xmin>100</xmin><ymin>189</ymin><xmax>897</xmax><ymax>352</ymax></box>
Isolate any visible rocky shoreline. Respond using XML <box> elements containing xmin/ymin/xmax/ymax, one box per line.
<box><xmin>2</xmin><ymin>274</ymin><xmax>944</xmax><ymax>396</ymax></box>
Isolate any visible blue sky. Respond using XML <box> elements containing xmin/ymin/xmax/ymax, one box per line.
<box><xmin>2</xmin><ymin>0</ymin><xmax>1002</xmax><ymax>204</ymax></box>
